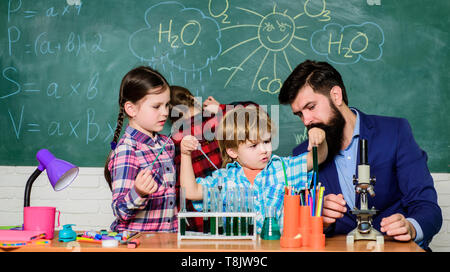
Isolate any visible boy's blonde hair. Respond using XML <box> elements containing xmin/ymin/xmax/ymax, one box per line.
<box><xmin>217</xmin><ymin>105</ymin><xmax>273</xmax><ymax>167</ymax></box>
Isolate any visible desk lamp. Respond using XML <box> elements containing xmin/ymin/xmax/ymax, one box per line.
<box><xmin>24</xmin><ymin>149</ymin><xmax>79</xmax><ymax>207</ymax></box>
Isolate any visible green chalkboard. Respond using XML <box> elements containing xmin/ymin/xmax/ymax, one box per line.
<box><xmin>1</xmin><ymin>0</ymin><xmax>449</xmax><ymax>172</ymax></box>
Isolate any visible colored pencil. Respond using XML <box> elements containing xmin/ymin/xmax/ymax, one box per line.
<box><xmin>312</xmin><ymin>147</ymin><xmax>319</xmax><ymax>215</ymax></box>
<box><xmin>316</xmin><ymin>186</ymin><xmax>325</xmax><ymax>217</ymax></box>
<box><xmin>281</xmin><ymin>159</ymin><xmax>289</xmax><ymax>194</ymax></box>
<box><xmin>76</xmin><ymin>237</ymin><xmax>102</xmax><ymax>244</ymax></box>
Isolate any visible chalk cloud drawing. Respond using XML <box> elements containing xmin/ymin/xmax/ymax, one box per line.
<box><xmin>129</xmin><ymin>1</ymin><xmax>221</xmax><ymax>72</ymax></box>
<box><xmin>310</xmin><ymin>22</ymin><xmax>384</xmax><ymax>65</ymax></box>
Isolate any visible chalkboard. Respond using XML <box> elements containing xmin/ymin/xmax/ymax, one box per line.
<box><xmin>1</xmin><ymin>0</ymin><xmax>448</xmax><ymax>172</ymax></box>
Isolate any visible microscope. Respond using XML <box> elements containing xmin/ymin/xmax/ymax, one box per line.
<box><xmin>346</xmin><ymin>139</ymin><xmax>384</xmax><ymax>245</ymax></box>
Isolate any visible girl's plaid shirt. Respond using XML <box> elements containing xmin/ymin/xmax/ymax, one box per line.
<box><xmin>108</xmin><ymin>125</ymin><xmax>177</xmax><ymax>232</ymax></box>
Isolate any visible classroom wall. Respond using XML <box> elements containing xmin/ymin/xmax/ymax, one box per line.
<box><xmin>0</xmin><ymin>166</ymin><xmax>114</xmax><ymax>232</ymax></box>
<box><xmin>1</xmin><ymin>0</ymin><xmax>448</xmax><ymax>173</ymax></box>
<box><xmin>0</xmin><ymin>166</ymin><xmax>449</xmax><ymax>252</ymax></box>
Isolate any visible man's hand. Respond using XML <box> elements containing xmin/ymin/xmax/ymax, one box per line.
<box><xmin>322</xmin><ymin>193</ymin><xmax>347</xmax><ymax>229</ymax></box>
<box><xmin>380</xmin><ymin>213</ymin><xmax>416</xmax><ymax>241</ymax></box>
<box><xmin>306</xmin><ymin>127</ymin><xmax>328</xmax><ymax>169</ymax></box>
<box><xmin>307</xmin><ymin>127</ymin><xmax>326</xmax><ymax>151</ymax></box>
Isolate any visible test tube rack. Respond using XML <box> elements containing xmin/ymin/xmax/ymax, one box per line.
<box><xmin>177</xmin><ymin>211</ymin><xmax>257</xmax><ymax>240</ymax></box>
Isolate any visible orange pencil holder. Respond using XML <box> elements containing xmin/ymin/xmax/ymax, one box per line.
<box><xmin>298</xmin><ymin>205</ymin><xmax>311</xmax><ymax>247</ymax></box>
<box><xmin>280</xmin><ymin>194</ymin><xmax>301</xmax><ymax>248</ymax></box>
<box><xmin>308</xmin><ymin>216</ymin><xmax>325</xmax><ymax>249</ymax></box>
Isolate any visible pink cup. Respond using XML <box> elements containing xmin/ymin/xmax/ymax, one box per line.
<box><xmin>23</xmin><ymin>206</ymin><xmax>60</xmax><ymax>239</ymax></box>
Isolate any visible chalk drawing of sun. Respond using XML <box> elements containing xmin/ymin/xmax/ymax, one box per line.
<box><xmin>220</xmin><ymin>4</ymin><xmax>308</xmax><ymax>94</ymax></box>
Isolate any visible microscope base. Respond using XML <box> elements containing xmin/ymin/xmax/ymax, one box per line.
<box><xmin>346</xmin><ymin>227</ymin><xmax>384</xmax><ymax>245</ymax></box>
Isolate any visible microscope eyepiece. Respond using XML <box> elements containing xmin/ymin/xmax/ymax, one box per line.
<box><xmin>360</xmin><ymin>139</ymin><xmax>368</xmax><ymax>165</ymax></box>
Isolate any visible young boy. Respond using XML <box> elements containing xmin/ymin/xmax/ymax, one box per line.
<box><xmin>180</xmin><ymin>105</ymin><xmax>327</xmax><ymax>233</ymax></box>
<box><xmin>169</xmin><ymin>85</ymin><xmax>258</xmax><ymax>231</ymax></box>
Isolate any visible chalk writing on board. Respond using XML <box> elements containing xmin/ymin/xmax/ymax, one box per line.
<box><xmin>310</xmin><ymin>22</ymin><xmax>384</xmax><ymax>64</ymax></box>
<box><xmin>7</xmin><ymin>1</ymin><xmax>104</xmax><ymax>58</ymax></box>
<box><xmin>217</xmin><ymin>66</ymin><xmax>243</xmax><ymax>72</ymax></box>
<box><xmin>129</xmin><ymin>1</ymin><xmax>221</xmax><ymax>72</ymax></box>
<box><xmin>294</xmin><ymin>127</ymin><xmax>308</xmax><ymax>145</ymax></box>
<box><xmin>303</xmin><ymin>0</ymin><xmax>331</xmax><ymax>22</ymax></box>
<box><xmin>7</xmin><ymin>0</ymin><xmax>82</xmax><ymax>22</ymax></box>
<box><xmin>1</xmin><ymin>67</ymin><xmax>100</xmax><ymax>100</ymax></box>
<box><xmin>219</xmin><ymin>4</ymin><xmax>310</xmax><ymax>94</ymax></box>
<box><xmin>66</xmin><ymin>0</ymin><xmax>82</xmax><ymax>6</ymax></box>
<box><xmin>208</xmin><ymin>0</ymin><xmax>231</xmax><ymax>24</ymax></box>
<box><xmin>8</xmin><ymin>27</ymin><xmax>106</xmax><ymax>57</ymax></box>
<box><xmin>367</xmin><ymin>0</ymin><xmax>381</xmax><ymax>6</ymax></box>
<box><xmin>1</xmin><ymin>67</ymin><xmax>20</xmax><ymax>99</ymax></box>
<box><xmin>7</xmin><ymin>105</ymin><xmax>114</xmax><ymax>144</ymax></box>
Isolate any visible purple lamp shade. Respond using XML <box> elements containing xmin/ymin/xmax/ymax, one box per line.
<box><xmin>36</xmin><ymin>149</ymin><xmax>79</xmax><ymax>191</ymax></box>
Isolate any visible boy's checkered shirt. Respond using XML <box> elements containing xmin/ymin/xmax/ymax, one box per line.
<box><xmin>194</xmin><ymin>153</ymin><xmax>312</xmax><ymax>233</ymax></box>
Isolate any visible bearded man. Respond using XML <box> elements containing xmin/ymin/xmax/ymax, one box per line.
<box><xmin>278</xmin><ymin>60</ymin><xmax>441</xmax><ymax>250</ymax></box>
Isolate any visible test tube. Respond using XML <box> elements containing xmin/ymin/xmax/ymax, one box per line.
<box><xmin>216</xmin><ymin>186</ymin><xmax>224</xmax><ymax>235</ymax></box>
<box><xmin>232</xmin><ymin>187</ymin><xmax>239</xmax><ymax>236</ymax></box>
<box><xmin>217</xmin><ymin>175</ymin><xmax>224</xmax><ymax>192</ymax></box>
<box><xmin>209</xmin><ymin>188</ymin><xmax>217</xmax><ymax>235</ymax></box>
<box><xmin>240</xmin><ymin>187</ymin><xmax>247</xmax><ymax>236</ymax></box>
<box><xmin>226</xmin><ymin>188</ymin><xmax>233</xmax><ymax>236</ymax></box>
<box><xmin>180</xmin><ymin>187</ymin><xmax>186</xmax><ymax>235</ymax></box>
<box><xmin>247</xmin><ymin>187</ymin><xmax>254</xmax><ymax>236</ymax></box>
<box><xmin>216</xmin><ymin>177</ymin><xmax>224</xmax><ymax>235</ymax></box>
<box><xmin>203</xmin><ymin>186</ymin><xmax>210</xmax><ymax>234</ymax></box>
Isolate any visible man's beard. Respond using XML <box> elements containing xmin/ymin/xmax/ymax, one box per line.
<box><xmin>306</xmin><ymin>102</ymin><xmax>346</xmax><ymax>164</ymax></box>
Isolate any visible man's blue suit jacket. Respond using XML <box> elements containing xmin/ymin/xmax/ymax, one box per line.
<box><xmin>293</xmin><ymin>109</ymin><xmax>442</xmax><ymax>247</ymax></box>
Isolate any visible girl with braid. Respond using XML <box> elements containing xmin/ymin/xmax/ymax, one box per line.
<box><xmin>104</xmin><ymin>66</ymin><xmax>177</xmax><ymax>232</ymax></box>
